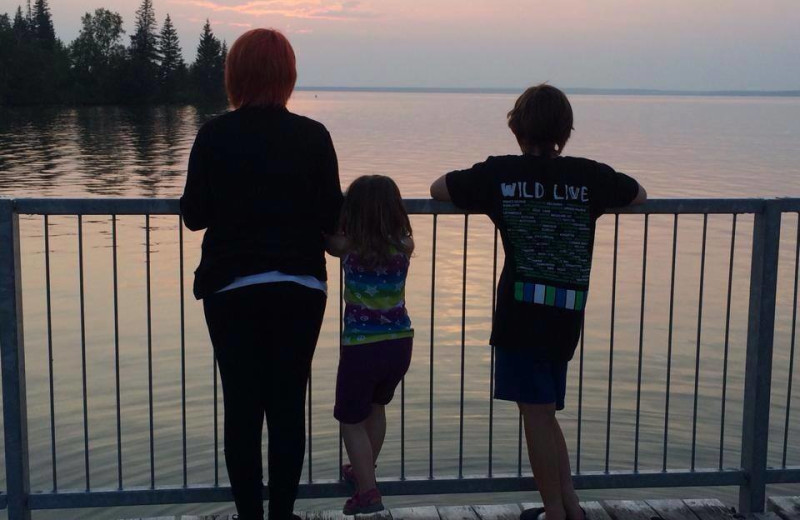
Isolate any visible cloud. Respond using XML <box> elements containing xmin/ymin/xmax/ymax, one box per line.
<box><xmin>172</xmin><ymin>0</ymin><xmax>376</xmax><ymax>21</ymax></box>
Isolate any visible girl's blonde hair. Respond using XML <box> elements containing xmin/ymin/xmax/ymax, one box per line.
<box><xmin>340</xmin><ymin>175</ymin><xmax>412</xmax><ymax>265</ymax></box>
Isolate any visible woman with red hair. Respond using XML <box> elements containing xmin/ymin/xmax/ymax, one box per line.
<box><xmin>181</xmin><ymin>29</ymin><xmax>343</xmax><ymax>520</ymax></box>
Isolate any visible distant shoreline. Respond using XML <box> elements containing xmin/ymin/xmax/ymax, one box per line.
<box><xmin>297</xmin><ymin>86</ymin><xmax>800</xmax><ymax>98</ymax></box>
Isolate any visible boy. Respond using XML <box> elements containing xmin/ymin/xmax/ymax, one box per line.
<box><xmin>430</xmin><ymin>84</ymin><xmax>646</xmax><ymax>520</ymax></box>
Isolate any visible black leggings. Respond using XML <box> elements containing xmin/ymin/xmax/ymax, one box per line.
<box><xmin>203</xmin><ymin>282</ymin><xmax>326</xmax><ymax>520</ymax></box>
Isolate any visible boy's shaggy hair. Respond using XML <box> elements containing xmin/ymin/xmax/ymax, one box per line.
<box><xmin>508</xmin><ymin>84</ymin><xmax>574</xmax><ymax>155</ymax></box>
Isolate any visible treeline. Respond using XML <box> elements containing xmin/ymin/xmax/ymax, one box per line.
<box><xmin>0</xmin><ymin>0</ymin><xmax>227</xmax><ymax>106</ymax></box>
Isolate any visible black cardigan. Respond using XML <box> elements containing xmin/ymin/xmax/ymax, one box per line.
<box><xmin>180</xmin><ymin>106</ymin><xmax>343</xmax><ymax>299</ymax></box>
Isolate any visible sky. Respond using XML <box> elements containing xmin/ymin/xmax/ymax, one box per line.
<box><xmin>5</xmin><ymin>0</ymin><xmax>800</xmax><ymax>90</ymax></box>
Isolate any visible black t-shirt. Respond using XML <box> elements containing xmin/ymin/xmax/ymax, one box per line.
<box><xmin>180</xmin><ymin>106</ymin><xmax>343</xmax><ymax>299</ymax></box>
<box><xmin>446</xmin><ymin>154</ymin><xmax>640</xmax><ymax>361</ymax></box>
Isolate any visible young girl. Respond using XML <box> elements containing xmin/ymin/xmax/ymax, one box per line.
<box><xmin>327</xmin><ymin>175</ymin><xmax>414</xmax><ymax>514</ymax></box>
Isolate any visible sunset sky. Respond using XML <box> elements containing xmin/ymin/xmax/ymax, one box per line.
<box><xmin>6</xmin><ymin>0</ymin><xmax>800</xmax><ymax>90</ymax></box>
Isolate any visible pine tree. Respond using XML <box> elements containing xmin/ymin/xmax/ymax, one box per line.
<box><xmin>130</xmin><ymin>0</ymin><xmax>158</xmax><ymax>64</ymax></box>
<box><xmin>12</xmin><ymin>5</ymin><xmax>28</xmax><ymax>38</ymax></box>
<box><xmin>0</xmin><ymin>13</ymin><xmax>11</xmax><ymax>104</ymax></box>
<box><xmin>126</xmin><ymin>0</ymin><xmax>159</xmax><ymax>102</ymax></box>
<box><xmin>158</xmin><ymin>14</ymin><xmax>185</xmax><ymax>102</ymax></box>
<box><xmin>191</xmin><ymin>19</ymin><xmax>225</xmax><ymax>102</ymax></box>
<box><xmin>32</xmin><ymin>0</ymin><xmax>55</xmax><ymax>45</ymax></box>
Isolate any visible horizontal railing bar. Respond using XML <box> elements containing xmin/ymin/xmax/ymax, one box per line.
<box><xmin>765</xmin><ymin>467</ymin><xmax>800</xmax><ymax>484</ymax></box>
<box><xmin>5</xmin><ymin>197</ymin><xmax>784</xmax><ymax>215</ymax></box>
<box><xmin>26</xmin><ymin>470</ymin><xmax>748</xmax><ymax>509</ymax></box>
<box><xmin>772</xmin><ymin>198</ymin><xmax>800</xmax><ymax>212</ymax></box>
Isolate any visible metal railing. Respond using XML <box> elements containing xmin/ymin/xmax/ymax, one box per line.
<box><xmin>0</xmin><ymin>197</ymin><xmax>799</xmax><ymax>520</ymax></box>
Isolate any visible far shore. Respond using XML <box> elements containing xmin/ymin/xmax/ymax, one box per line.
<box><xmin>296</xmin><ymin>86</ymin><xmax>800</xmax><ymax>97</ymax></box>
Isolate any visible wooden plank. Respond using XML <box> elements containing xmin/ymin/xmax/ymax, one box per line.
<box><xmin>683</xmin><ymin>499</ymin><xmax>735</xmax><ymax>520</ymax></box>
<box><xmin>518</xmin><ymin>502</ymin><xmax>609</xmax><ymax>520</ymax></box>
<box><xmin>584</xmin><ymin>502</ymin><xmax>615</xmax><ymax>520</ymax></box>
<box><xmin>603</xmin><ymin>500</ymin><xmax>661</xmax><ymax>520</ymax></box>
<box><xmin>306</xmin><ymin>510</ymin><xmax>347</xmax><ymax>520</ymax></box>
<box><xmin>180</xmin><ymin>516</ymin><xmax>232</xmax><ymax>520</ymax></box>
<box><xmin>438</xmin><ymin>506</ymin><xmax>481</xmax><ymax>520</ymax></box>
<box><xmin>473</xmin><ymin>504</ymin><xmax>522</xmax><ymax>520</ymax></box>
<box><xmin>740</xmin><ymin>514</ymin><xmax>783</xmax><ymax>520</ymax></box>
<box><xmin>519</xmin><ymin>502</ymin><xmax>543</xmax><ymax>513</ymax></box>
<box><xmin>768</xmin><ymin>497</ymin><xmax>800</xmax><ymax>520</ymax></box>
<box><xmin>390</xmin><ymin>507</ymin><xmax>441</xmax><ymax>520</ymax></box>
<box><xmin>647</xmin><ymin>500</ymin><xmax>701</xmax><ymax>520</ymax></box>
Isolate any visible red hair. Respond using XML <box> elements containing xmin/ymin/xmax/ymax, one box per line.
<box><xmin>225</xmin><ymin>29</ymin><xmax>297</xmax><ymax>109</ymax></box>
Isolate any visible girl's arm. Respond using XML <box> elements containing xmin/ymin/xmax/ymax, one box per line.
<box><xmin>325</xmin><ymin>234</ymin><xmax>350</xmax><ymax>257</ymax></box>
<box><xmin>401</xmin><ymin>236</ymin><xmax>415</xmax><ymax>255</ymax></box>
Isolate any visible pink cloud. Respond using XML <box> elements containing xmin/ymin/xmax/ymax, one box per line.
<box><xmin>172</xmin><ymin>0</ymin><xmax>376</xmax><ymax>21</ymax></box>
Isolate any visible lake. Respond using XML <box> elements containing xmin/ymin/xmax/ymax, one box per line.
<box><xmin>1</xmin><ymin>92</ymin><xmax>799</xmax><ymax>517</ymax></box>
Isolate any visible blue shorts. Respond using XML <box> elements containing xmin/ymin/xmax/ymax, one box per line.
<box><xmin>494</xmin><ymin>347</ymin><xmax>568</xmax><ymax>410</ymax></box>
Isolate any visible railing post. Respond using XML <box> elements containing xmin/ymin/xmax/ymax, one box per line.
<box><xmin>738</xmin><ymin>201</ymin><xmax>781</xmax><ymax>513</ymax></box>
<box><xmin>0</xmin><ymin>199</ymin><xmax>31</xmax><ymax>520</ymax></box>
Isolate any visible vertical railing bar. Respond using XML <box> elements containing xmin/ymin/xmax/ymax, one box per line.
<box><xmin>663</xmin><ymin>214</ymin><xmax>678</xmax><ymax>472</ymax></box>
<box><xmin>307</xmin><ymin>373</ymin><xmax>313</xmax><ymax>482</ymax></box>
<box><xmin>517</xmin><ymin>412</ymin><xmax>523</xmax><ymax>476</ymax></box>
<box><xmin>738</xmin><ymin>202</ymin><xmax>780</xmax><ymax>513</ymax></box>
<box><xmin>0</xmin><ymin>199</ymin><xmax>32</xmax><ymax>520</ymax></box>
<box><xmin>458</xmin><ymin>215</ymin><xmax>468</xmax><ymax>479</ymax></box>
<box><xmin>429</xmin><ymin>214</ymin><xmax>437</xmax><ymax>480</ymax></box>
<box><xmin>44</xmin><ymin>215</ymin><xmax>57</xmax><ymax>491</ymax></box>
<box><xmin>783</xmin><ymin>212</ymin><xmax>800</xmax><ymax>468</ymax></box>
<box><xmin>112</xmin><ymin>215</ymin><xmax>122</xmax><ymax>490</ymax></box>
<box><xmin>576</xmin><ymin>320</ymin><xmax>584</xmax><ymax>474</ymax></box>
<box><xmin>146</xmin><ymin>214</ymin><xmax>155</xmax><ymax>488</ymax></box>
<box><xmin>720</xmin><ymin>214</ymin><xmax>737</xmax><ymax>470</ymax></box>
<box><xmin>78</xmin><ymin>215</ymin><xmax>90</xmax><ymax>491</ymax></box>
<box><xmin>179</xmin><ymin>216</ymin><xmax>187</xmax><ymax>487</ymax></box>
<box><xmin>339</xmin><ymin>259</ymin><xmax>344</xmax><ymax>478</ymax></box>
<box><xmin>401</xmin><ymin>375</ymin><xmax>405</xmax><ymax>480</ymax></box>
<box><xmin>213</xmin><ymin>356</ymin><xmax>219</xmax><ymax>487</ymax></box>
<box><xmin>691</xmin><ymin>214</ymin><xmax>708</xmax><ymax>471</ymax></box>
<box><xmin>634</xmin><ymin>214</ymin><xmax>649</xmax><ymax>472</ymax></box>
<box><xmin>488</xmin><ymin>227</ymin><xmax>498</xmax><ymax>477</ymax></box>
<box><xmin>605</xmin><ymin>214</ymin><xmax>619</xmax><ymax>474</ymax></box>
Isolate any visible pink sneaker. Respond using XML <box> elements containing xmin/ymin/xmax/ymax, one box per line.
<box><xmin>342</xmin><ymin>488</ymin><xmax>384</xmax><ymax>515</ymax></box>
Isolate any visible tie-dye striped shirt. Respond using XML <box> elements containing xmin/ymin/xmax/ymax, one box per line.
<box><xmin>342</xmin><ymin>250</ymin><xmax>413</xmax><ymax>346</ymax></box>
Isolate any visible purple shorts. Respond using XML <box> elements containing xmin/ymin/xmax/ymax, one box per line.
<box><xmin>334</xmin><ymin>337</ymin><xmax>413</xmax><ymax>424</ymax></box>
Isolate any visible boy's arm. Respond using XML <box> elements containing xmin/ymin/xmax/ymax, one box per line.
<box><xmin>430</xmin><ymin>175</ymin><xmax>451</xmax><ymax>201</ymax></box>
<box><xmin>430</xmin><ymin>159</ymin><xmax>495</xmax><ymax>212</ymax></box>
<box><xmin>598</xmin><ymin>164</ymin><xmax>646</xmax><ymax>210</ymax></box>
<box><xmin>630</xmin><ymin>184</ymin><xmax>648</xmax><ymax>205</ymax></box>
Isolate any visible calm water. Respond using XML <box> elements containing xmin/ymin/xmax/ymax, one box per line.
<box><xmin>1</xmin><ymin>92</ymin><xmax>799</xmax><ymax>518</ymax></box>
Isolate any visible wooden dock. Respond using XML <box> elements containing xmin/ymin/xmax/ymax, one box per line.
<box><xmin>127</xmin><ymin>496</ymin><xmax>800</xmax><ymax>520</ymax></box>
